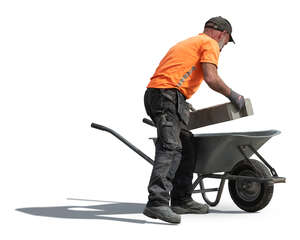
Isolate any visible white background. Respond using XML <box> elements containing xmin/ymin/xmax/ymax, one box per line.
<box><xmin>0</xmin><ymin>0</ymin><xmax>298</xmax><ymax>239</ymax></box>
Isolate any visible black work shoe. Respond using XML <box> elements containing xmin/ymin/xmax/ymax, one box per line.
<box><xmin>171</xmin><ymin>199</ymin><xmax>209</xmax><ymax>214</ymax></box>
<box><xmin>143</xmin><ymin>206</ymin><xmax>181</xmax><ymax>224</ymax></box>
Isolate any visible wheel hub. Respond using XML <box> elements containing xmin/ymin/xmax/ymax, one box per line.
<box><xmin>236</xmin><ymin>170</ymin><xmax>261</xmax><ymax>202</ymax></box>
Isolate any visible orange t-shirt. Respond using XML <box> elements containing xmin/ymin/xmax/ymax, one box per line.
<box><xmin>147</xmin><ymin>33</ymin><xmax>220</xmax><ymax>99</ymax></box>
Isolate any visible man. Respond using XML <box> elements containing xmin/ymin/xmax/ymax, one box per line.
<box><xmin>143</xmin><ymin>16</ymin><xmax>245</xmax><ymax>224</ymax></box>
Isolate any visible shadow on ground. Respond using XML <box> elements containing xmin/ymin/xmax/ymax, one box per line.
<box><xmin>16</xmin><ymin>198</ymin><xmax>170</xmax><ymax>225</ymax></box>
<box><xmin>16</xmin><ymin>198</ymin><xmax>246</xmax><ymax>225</ymax></box>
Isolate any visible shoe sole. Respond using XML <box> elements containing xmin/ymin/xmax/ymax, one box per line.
<box><xmin>143</xmin><ymin>208</ymin><xmax>181</xmax><ymax>224</ymax></box>
<box><xmin>171</xmin><ymin>206</ymin><xmax>209</xmax><ymax>214</ymax></box>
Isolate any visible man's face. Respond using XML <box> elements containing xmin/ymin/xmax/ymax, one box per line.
<box><xmin>218</xmin><ymin>32</ymin><xmax>230</xmax><ymax>51</ymax></box>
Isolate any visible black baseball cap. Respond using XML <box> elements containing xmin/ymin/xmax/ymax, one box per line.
<box><xmin>205</xmin><ymin>16</ymin><xmax>235</xmax><ymax>43</ymax></box>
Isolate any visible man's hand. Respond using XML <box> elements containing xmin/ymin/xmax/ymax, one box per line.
<box><xmin>228</xmin><ymin>89</ymin><xmax>245</xmax><ymax>111</ymax></box>
<box><xmin>187</xmin><ymin>102</ymin><xmax>196</xmax><ymax>111</ymax></box>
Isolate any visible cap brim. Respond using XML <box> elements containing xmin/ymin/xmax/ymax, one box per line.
<box><xmin>229</xmin><ymin>35</ymin><xmax>235</xmax><ymax>44</ymax></box>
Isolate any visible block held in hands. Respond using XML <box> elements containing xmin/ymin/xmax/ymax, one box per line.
<box><xmin>187</xmin><ymin>99</ymin><xmax>253</xmax><ymax>130</ymax></box>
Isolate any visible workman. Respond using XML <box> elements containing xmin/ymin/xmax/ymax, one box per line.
<box><xmin>143</xmin><ymin>16</ymin><xmax>245</xmax><ymax>224</ymax></box>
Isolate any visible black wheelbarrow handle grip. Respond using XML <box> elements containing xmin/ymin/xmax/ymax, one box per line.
<box><xmin>91</xmin><ymin>122</ymin><xmax>109</xmax><ymax>131</ymax></box>
<box><xmin>142</xmin><ymin>118</ymin><xmax>156</xmax><ymax>127</ymax></box>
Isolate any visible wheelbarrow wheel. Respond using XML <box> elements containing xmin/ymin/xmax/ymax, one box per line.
<box><xmin>228</xmin><ymin>159</ymin><xmax>274</xmax><ymax>212</ymax></box>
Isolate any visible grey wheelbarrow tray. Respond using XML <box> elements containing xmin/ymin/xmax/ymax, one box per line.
<box><xmin>91</xmin><ymin>119</ymin><xmax>286</xmax><ymax>212</ymax></box>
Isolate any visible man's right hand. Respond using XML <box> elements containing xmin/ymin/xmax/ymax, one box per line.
<box><xmin>228</xmin><ymin>89</ymin><xmax>245</xmax><ymax>111</ymax></box>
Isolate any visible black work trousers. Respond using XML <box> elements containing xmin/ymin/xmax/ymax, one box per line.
<box><xmin>144</xmin><ymin>88</ymin><xmax>196</xmax><ymax>207</ymax></box>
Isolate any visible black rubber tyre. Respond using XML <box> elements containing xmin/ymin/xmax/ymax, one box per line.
<box><xmin>228</xmin><ymin>159</ymin><xmax>274</xmax><ymax>212</ymax></box>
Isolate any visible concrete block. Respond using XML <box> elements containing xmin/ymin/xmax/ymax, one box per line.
<box><xmin>187</xmin><ymin>98</ymin><xmax>253</xmax><ymax>130</ymax></box>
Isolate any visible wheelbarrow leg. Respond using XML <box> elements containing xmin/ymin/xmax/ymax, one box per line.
<box><xmin>192</xmin><ymin>174</ymin><xmax>226</xmax><ymax>207</ymax></box>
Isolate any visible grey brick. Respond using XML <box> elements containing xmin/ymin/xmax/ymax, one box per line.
<box><xmin>187</xmin><ymin>99</ymin><xmax>253</xmax><ymax>130</ymax></box>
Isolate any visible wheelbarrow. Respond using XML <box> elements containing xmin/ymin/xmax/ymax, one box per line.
<box><xmin>91</xmin><ymin>119</ymin><xmax>286</xmax><ymax>212</ymax></box>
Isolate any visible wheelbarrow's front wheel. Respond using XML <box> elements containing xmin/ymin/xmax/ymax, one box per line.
<box><xmin>228</xmin><ymin>159</ymin><xmax>274</xmax><ymax>212</ymax></box>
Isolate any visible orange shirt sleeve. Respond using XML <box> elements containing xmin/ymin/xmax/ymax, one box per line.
<box><xmin>199</xmin><ymin>39</ymin><xmax>220</xmax><ymax>67</ymax></box>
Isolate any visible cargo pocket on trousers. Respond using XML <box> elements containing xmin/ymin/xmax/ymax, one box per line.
<box><xmin>160</xmin><ymin>89</ymin><xmax>177</xmax><ymax>114</ymax></box>
<box><xmin>177</xmin><ymin>92</ymin><xmax>190</xmax><ymax>126</ymax></box>
<box><xmin>158</xmin><ymin>114</ymin><xmax>182</xmax><ymax>151</ymax></box>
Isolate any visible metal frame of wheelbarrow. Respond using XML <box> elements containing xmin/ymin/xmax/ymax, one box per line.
<box><xmin>190</xmin><ymin>143</ymin><xmax>286</xmax><ymax>206</ymax></box>
<box><xmin>91</xmin><ymin>121</ymin><xmax>285</xmax><ymax>207</ymax></box>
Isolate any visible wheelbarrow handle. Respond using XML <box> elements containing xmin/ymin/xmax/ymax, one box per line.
<box><xmin>91</xmin><ymin>122</ymin><xmax>111</xmax><ymax>132</ymax></box>
<box><xmin>91</xmin><ymin>122</ymin><xmax>154</xmax><ymax>165</ymax></box>
<box><xmin>142</xmin><ymin>118</ymin><xmax>156</xmax><ymax>127</ymax></box>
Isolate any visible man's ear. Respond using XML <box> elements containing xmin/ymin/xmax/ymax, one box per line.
<box><xmin>215</xmin><ymin>31</ymin><xmax>223</xmax><ymax>41</ymax></box>
<box><xmin>220</xmin><ymin>31</ymin><xmax>227</xmax><ymax>38</ymax></box>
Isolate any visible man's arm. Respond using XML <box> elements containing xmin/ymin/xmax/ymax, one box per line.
<box><xmin>201</xmin><ymin>62</ymin><xmax>245</xmax><ymax>110</ymax></box>
<box><xmin>201</xmin><ymin>62</ymin><xmax>231</xmax><ymax>97</ymax></box>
